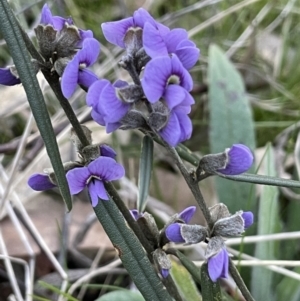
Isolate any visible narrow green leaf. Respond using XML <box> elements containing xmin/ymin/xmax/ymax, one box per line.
<box><xmin>96</xmin><ymin>291</ymin><xmax>144</xmax><ymax>301</ymax></box>
<box><xmin>138</xmin><ymin>136</ymin><xmax>154</xmax><ymax>212</ymax></box>
<box><xmin>0</xmin><ymin>0</ymin><xmax>72</xmax><ymax>211</ymax></box>
<box><xmin>251</xmin><ymin>144</ymin><xmax>280</xmax><ymax>300</ymax></box>
<box><xmin>93</xmin><ymin>198</ymin><xmax>173</xmax><ymax>301</ymax></box>
<box><xmin>208</xmin><ymin>44</ymin><xmax>256</xmax><ymax>212</ymax></box>
<box><xmin>200</xmin><ymin>263</ymin><xmax>222</xmax><ymax>301</ymax></box>
<box><xmin>171</xmin><ymin>260</ymin><xmax>202</xmax><ymax>301</ymax></box>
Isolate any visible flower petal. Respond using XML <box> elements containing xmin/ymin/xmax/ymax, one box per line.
<box><xmin>218</xmin><ymin>144</ymin><xmax>254</xmax><ymax>175</ymax></box>
<box><xmin>88</xmin><ymin>157</ymin><xmax>125</xmax><ymax>181</ymax></box>
<box><xmin>106</xmin><ymin>122</ymin><xmax>121</xmax><ymax>133</ymax></box>
<box><xmin>133</xmin><ymin>8</ymin><xmax>156</xmax><ymax>28</ymax></box>
<box><xmin>78</xmin><ymin>69</ymin><xmax>98</xmax><ymax>90</ymax></box>
<box><xmin>178</xmin><ymin>206</ymin><xmax>196</xmax><ymax>223</ymax></box>
<box><xmin>101</xmin><ymin>17</ymin><xmax>134</xmax><ymax>48</ymax></box>
<box><xmin>159</xmin><ymin>111</ymin><xmax>181</xmax><ymax>146</ymax></box>
<box><xmin>91</xmin><ymin>110</ymin><xmax>105</xmax><ymax>126</ymax></box>
<box><xmin>88</xmin><ymin>180</ymin><xmax>108</xmax><ymax>206</ymax></box>
<box><xmin>61</xmin><ymin>57</ymin><xmax>79</xmax><ymax>98</ymax></box>
<box><xmin>142</xmin><ymin>56</ymin><xmax>172</xmax><ymax>103</ymax></box>
<box><xmin>28</xmin><ymin>173</ymin><xmax>56</xmax><ymax>191</ymax></box>
<box><xmin>0</xmin><ymin>68</ymin><xmax>20</xmax><ymax>86</ymax></box>
<box><xmin>161</xmin><ymin>269</ymin><xmax>169</xmax><ymax>278</ymax></box>
<box><xmin>176</xmin><ymin>109</ymin><xmax>193</xmax><ymax>143</ymax></box>
<box><xmin>66</xmin><ymin>166</ymin><xmax>90</xmax><ymax>195</ymax></box>
<box><xmin>208</xmin><ymin>248</ymin><xmax>227</xmax><ymax>282</ymax></box>
<box><xmin>163</xmin><ymin>85</ymin><xmax>186</xmax><ymax>110</ymax></box>
<box><xmin>143</xmin><ymin>22</ymin><xmax>168</xmax><ymax>58</ymax></box>
<box><xmin>76</xmin><ymin>38</ymin><xmax>100</xmax><ymax>66</ymax></box>
<box><xmin>165</xmin><ymin>223</ymin><xmax>185</xmax><ymax>243</ymax></box>
<box><xmin>242</xmin><ymin>211</ymin><xmax>254</xmax><ymax>229</ymax></box>
<box><xmin>40</xmin><ymin>4</ymin><xmax>53</xmax><ymax>25</ymax></box>
<box><xmin>164</xmin><ymin>28</ymin><xmax>188</xmax><ymax>53</ymax></box>
<box><xmin>175</xmin><ymin>46</ymin><xmax>200</xmax><ymax>70</ymax></box>
<box><xmin>86</xmin><ymin>79</ymin><xmax>109</xmax><ymax>108</ymax></box>
<box><xmin>170</xmin><ymin>55</ymin><xmax>193</xmax><ymax>91</ymax></box>
<box><xmin>100</xmin><ymin>144</ymin><xmax>117</xmax><ymax>159</ymax></box>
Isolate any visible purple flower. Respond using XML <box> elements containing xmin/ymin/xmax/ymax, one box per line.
<box><xmin>178</xmin><ymin>206</ymin><xmax>196</xmax><ymax>223</ymax></box>
<box><xmin>165</xmin><ymin>223</ymin><xmax>185</xmax><ymax>243</ymax></box>
<box><xmin>156</xmin><ymin>85</ymin><xmax>194</xmax><ymax>146</ymax></box>
<box><xmin>207</xmin><ymin>247</ymin><xmax>229</xmax><ymax>282</ymax></box>
<box><xmin>160</xmin><ymin>269</ymin><xmax>169</xmax><ymax>278</ymax></box>
<box><xmin>142</xmin><ymin>55</ymin><xmax>193</xmax><ymax>103</ymax></box>
<box><xmin>61</xmin><ymin>38</ymin><xmax>100</xmax><ymax>98</ymax></box>
<box><xmin>86</xmin><ymin>79</ymin><xmax>131</xmax><ymax>133</ymax></box>
<box><xmin>28</xmin><ymin>173</ymin><xmax>56</xmax><ymax>191</ymax></box>
<box><xmin>242</xmin><ymin>211</ymin><xmax>254</xmax><ymax>229</ymax></box>
<box><xmin>0</xmin><ymin>67</ymin><xmax>20</xmax><ymax>86</ymax></box>
<box><xmin>40</xmin><ymin>4</ymin><xmax>92</xmax><ymax>42</ymax></box>
<box><xmin>66</xmin><ymin>156</ymin><xmax>124</xmax><ymax>207</ymax></box>
<box><xmin>101</xmin><ymin>8</ymin><xmax>168</xmax><ymax>48</ymax></box>
<box><xmin>143</xmin><ymin>23</ymin><xmax>200</xmax><ymax>70</ymax></box>
<box><xmin>218</xmin><ymin>144</ymin><xmax>253</xmax><ymax>175</ymax></box>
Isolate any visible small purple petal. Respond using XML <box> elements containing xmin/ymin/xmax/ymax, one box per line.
<box><xmin>178</xmin><ymin>206</ymin><xmax>196</xmax><ymax>223</ymax></box>
<box><xmin>175</xmin><ymin>46</ymin><xmax>200</xmax><ymax>70</ymax></box>
<box><xmin>161</xmin><ymin>269</ymin><xmax>169</xmax><ymax>278</ymax></box>
<box><xmin>142</xmin><ymin>56</ymin><xmax>172</xmax><ymax>103</ymax></box>
<box><xmin>130</xmin><ymin>209</ymin><xmax>140</xmax><ymax>220</ymax></box>
<box><xmin>78</xmin><ymin>29</ymin><xmax>94</xmax><ymax>46</ymax></box>
<box><xmin>86</xmin><ymin>79</ymin><xmax>109</xmax><ymax>108</ymax></box>
<box><xmin>40</xmin><ymin>4</ymin><xmax>53</xmax><ymax>25</ymax></box>
<box><xmin>61</xmin><ymin>57</ymin><xmax>79</xmax><ymax>98</ymax></box>
<box><xmin>164</xmin><ymin>28</ymin><xmax>188</xmax><ymax>53</ymax></box>
<box><xmin>170</xmin><ymin>55</ymin><xmax>193</xmax><ymax>91</ymax></box>
<box><xmin>106</xmin><ymin>122</ymin><xmax>121</xmax><ymax>133</ymax></box>
<box><xmin>242</xmin><ymin>211</ymin><xmax>254</xmax><ymax>229</ymax></box>
<box><xmin>28</xmin><ymin>173</ymin><xmax>56</xmax><ymax>191</ymax></box>
<box><xmin>51</xmin><ymin>16</ymin><xmax>67</xmax><ymax>31</ymax></box>
<box><xmin>88</xmin><ymin>179</ymin><xmax>108</xmax><ymax>206</ymax></box>
<box><xmin>0</xmin><ymin>68</ymin><xmax>21</xmax><ymax>86</ymax></box>
<box><xmin>78</xmin><ymin>69</ymin><xmax>98</xmax><ymax>89</ymax></box>
<box><xmin>91</xmin><ymin>110</ymin><xmax>105</xmax><ymax>126</ymax></box>
<box><xmin>143</xmin><ymin>22</ymin><xmax>168</xmax><ymax>58</ymax></box>
<box><xmin>76</xmin><ymin>38</ymin><xmax>100</xmax><ymax>66</ymax></box>
<box><xmin>88</xmin><ymin>156</ymin><xmax>125</xmax><ymax>181</ymax></box>
<box><xmin>218</xmin><ymin>144</ymin><xmax>254</xmax><ymax>175</ymax></box>
<box><xmin>100</xmin><ymin>145</ymin><xmax>117</xmax><ymax>159</ymax></box>
<box><xmin>101</xmin><ymin>17</ymin><xmax>134</xmax><ymax>48</ymax></box>
<box><xmin>163</xmin><ymin>85</ymin><xmax>186</xmax><ymax>110</ymax></box>
<box><xmin>159</xmin><ymin>112</ymin><xmax>181</xmax><ymax>146</ymax></box>
<box><xmin>165</xmin><ymin>223</ymin><xmax>185</xmax><ymax>243</ymax></box>
<box><xmin>208</xmin><ymin>248</ymin><xmax>229</xmax><ymax>282</ymax></box>
<box><xmin>66</xmin><ymin>166</ymin><xmax>90</xmax><ymax>195</ymax></box>
<box><xmin>176</xmin><ymin>109</ymin><xmax>193</xmax><ymax>143</ymax></box>
<box><xmin>100</xmin><ymin>83</ymin><xmax>131</xmax><ymax>123</ymax></box>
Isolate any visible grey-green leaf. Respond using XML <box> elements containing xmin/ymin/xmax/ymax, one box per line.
<box><xmin>208</xmin><ymin>44</ymin><xmax>256</xmax><ymax>212</ymax></box>
<box><xmin>251</xmin><ymin>144</ymin><xmax>280</xmax><ymax>300</ymax></box>
<box><xmin>138</xmin><ymin>136</ymin><xmax>154</xmax><ymax>212</ymax></box>
<box><xmin>0</xmin><ymin>1</ymin><xmax>72</xmax><ymax>211</ymax></box>
<box><xmin>96</xmin><ymin>291</ymin><xmax>145</xmax><ymax>301</ymax></box>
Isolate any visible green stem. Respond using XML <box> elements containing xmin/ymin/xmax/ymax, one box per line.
<box><xmin>229</xmin><ymin>259</ymin><xmax>255</xmax><ymax>301</ymax></box>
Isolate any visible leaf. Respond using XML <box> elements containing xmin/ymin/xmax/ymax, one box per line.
<box><xmin>208</xmin><ymin>44</ymin><xmax>256</xmax><ymax>212</ymax></box>
<box><xmin>251</xmin><ymin>144</ymin><xmax>280</xmax><ymax>300</ymax></box>
<box><xmin>0</xmin><ymin>1</ymin><xmax>72</xmax><ymax>211</ymax></box>
<box><xmin>138</xmin><ymin>136</ymin><xmax>154</xmax><ymax>212</ymax></box>
<box><xmin>170</xmin><ymin>260</ymin><xmax>202</xmax><ymax>301</ymax></box>
<box><xmin>93</xmin><ymin>194</ymin><xmax>173</xmax><ymax>301</ymax></box>
<box><xmin>96</xmin><ymin>291</ymin><xmax>144</xmax><ymax>301</ymax></box>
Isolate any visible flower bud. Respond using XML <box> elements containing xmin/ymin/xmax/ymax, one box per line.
<box><xmin>153</xmin><ymin>248</ymin><xmax>172</xmax><ymax>279</ymax></box>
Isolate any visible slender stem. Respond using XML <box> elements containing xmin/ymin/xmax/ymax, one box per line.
<box><xmin>229</xmin><ymin>259</ymin><xmax>255</xmax><ymax>301</ymax></box>
<box><xmin>104</xmin><ymin>182</ymin><xmax>154</xmax><ymax>254</ymax></box>
<box><xmin>157</xmin><ymin>137</ymin><xmax>214</xmax><ymax>229</ymax></box>
<box><xmin>162</xmin><ymin>275</ymin><xmax>184</xmax><ymax>301</ymax></box>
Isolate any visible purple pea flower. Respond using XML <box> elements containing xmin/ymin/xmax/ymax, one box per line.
<box><xmin>207</xmin><ymin>247</ymin><xmax>229</xmax><ymax>282</ymax></box>
<box><xmin>66</xmin><ymin>156</ymin><xmax>125</xmax><ymax>207</ymax></box>
<box><xmin>86</xmin><ymin>79</ymin><xmax>131</xmax><ymax>133</ymax></box>
<box><xmin>218</xmin><ymin>144</ymin><xmax>254</xmax><ymax>175</ymax></box>
<box><xmin>143</xmin><ymin>23</ymin><xmax>200</xmax><ymax>70</ymax></box>
<box><xmin>101</xmin><ymin>8</ymin><xmax>168</xmax><ymax>49</ymax></box>
<box><xmin>161</xmin><ymin>269</ymin><xmax>169</xmax><ymax>279</ymax></box>
<box><xmin>0</xmin><ymin>67</ymin><xmax>20</xmax><ymax>86</ymax></box>
<box><xmin>61</xmin><ymin>38</ymin><xmax>100</xmax><ymax>98</ymax></box>
<box><xmin>40</xmin><ymin>4</ymin><xmax>93</xmax><ymax>43</ymax></box>
<box><xmin>142</xmin><ymin>55</ymin><xmax>193</xmax><ymax>103</ymax></box>
<box><xmin>242</xmin><ymin>211</ymin><xmax>254</xmax><ymax>229</ymax></box>
<box><xmin>165</xmin><ymin>223</ymin><xmax>185</xmax><ymax>243</ymax></box>
<box><xmin>28</xmin><ymin>173</ymin><xmax>56</xmax><ymax>191</ymax></box>
<box><xmin>157</xmin><ymin>85</ymin><xmax>194</xmax><ymax>146</ymax></box>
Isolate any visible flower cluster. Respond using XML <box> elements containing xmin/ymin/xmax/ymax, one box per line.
<box><xmin>165</xmin><ymin>204</ymin><xmax>254</xmax><ymax>282</ymax></box>
<box><xmin>28</xmin><ymin>126</ymin><xmax>124</xmax><ymax>207</ymax></box>
<box><xmin>0</xmin><ymin>4</ymin><xmax>100</xmax><ymax>99</ymax></box>
<box><xmin>86</xmin><ymin>8</ymin><xmax>200</xmax><ymax>146</ymax></box>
